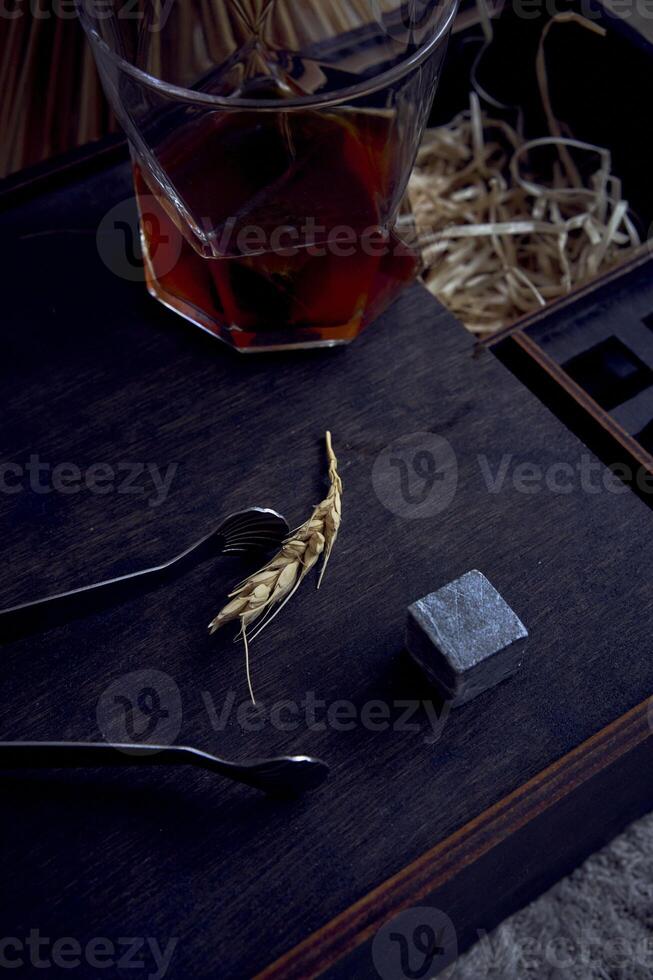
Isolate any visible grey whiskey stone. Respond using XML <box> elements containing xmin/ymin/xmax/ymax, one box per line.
<box><xmin>406</xmin><ymin>570</ymin><xmax>528</xmax><ymax>707</ymax></box>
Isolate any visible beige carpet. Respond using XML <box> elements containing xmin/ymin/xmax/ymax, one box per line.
<box><xmin>443</xmin><ymin>812</ymin><xmax>653</xmax><ymax>978</ymax></box>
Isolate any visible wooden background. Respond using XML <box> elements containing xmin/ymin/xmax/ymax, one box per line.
<box><xmin>1</xmin><ymin>158</ymin><xmax>653</xmax><ymax>977</ymax></box>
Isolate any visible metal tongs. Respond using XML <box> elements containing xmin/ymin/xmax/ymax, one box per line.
<box><xmin>0</xmin><ymin>741</ymin><xmax>329</xmax><ymax>796</ymax></box>
<box><xmin>0</xmin><ymin>508</ymin><xmax>330</xmax><ymax>795</ymax></box>
<box><xmin>0</xmin><ymin>508</ymin><xmax>288</xmax><ymax>645</ymax></box>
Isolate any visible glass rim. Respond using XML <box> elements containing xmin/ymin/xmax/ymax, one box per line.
<box><xmin>76</xmin><ymin>0</ymin><xmax>458</xmax><ymax>111</ymax></box>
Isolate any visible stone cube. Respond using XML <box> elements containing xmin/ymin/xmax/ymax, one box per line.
<box><xmin>406</xmin><ymin>570</ymin><xmax>528</xmax><ymax>707</ymax></box>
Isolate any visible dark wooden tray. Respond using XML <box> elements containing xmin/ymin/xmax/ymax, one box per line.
<box><xmin>490</xmin><ymin>252</ymin><xmax>653</xmax><ymax>501</ymax></box>
<box><xmin>2</xmin><ymin>146</ymin><xmax>653</xmax><ymax>980</ymax></box>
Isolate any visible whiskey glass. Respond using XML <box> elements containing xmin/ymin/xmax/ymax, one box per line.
<box><xmin>78</xmin><ymin>0</ymin><xmax>457</xmax><ymax>351</ymax></box>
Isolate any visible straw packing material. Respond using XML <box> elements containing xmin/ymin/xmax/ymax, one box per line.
<box><xmin>408</xmin><ymin>92</ymin><xmax>642</xmax><ymax>337</ymax></box>
<box><xmin>408</xmin><ymin>10</ymin><xmax>644</xmax><ymax>336</ymax></box>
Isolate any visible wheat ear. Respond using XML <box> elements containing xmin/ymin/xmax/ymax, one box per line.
<box><xmin>208</xmin><ymin>432</ymin><xmax>342</xmax><ymax>704</ymax></box>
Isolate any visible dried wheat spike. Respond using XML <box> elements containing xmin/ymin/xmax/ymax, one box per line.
<box><xmin>208</xmin><ymin>432</ymin><xmax>342</xmax><ymax>703</ymax></box>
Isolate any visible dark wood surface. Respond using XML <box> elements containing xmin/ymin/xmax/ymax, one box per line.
<box><xmin>1</xmin><ymin>156</ymin><xmax>653</xmax><ymax>979</ymax></box>
<box><xmin>315</xmin><ymin>698</ymin><xmax>653</xmax><ymax>980</ymax></box>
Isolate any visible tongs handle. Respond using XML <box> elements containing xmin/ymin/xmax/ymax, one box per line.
<box><xmin>0</xmin><ymin>508</ymin><xmax>288</xmax><ymax>645</ymax></box>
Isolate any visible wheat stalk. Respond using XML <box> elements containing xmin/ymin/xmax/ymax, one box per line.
<box><xmin>208</xmin><ymin>432</ymin><xmax>342</xmax><ymax>704</ymax></box>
